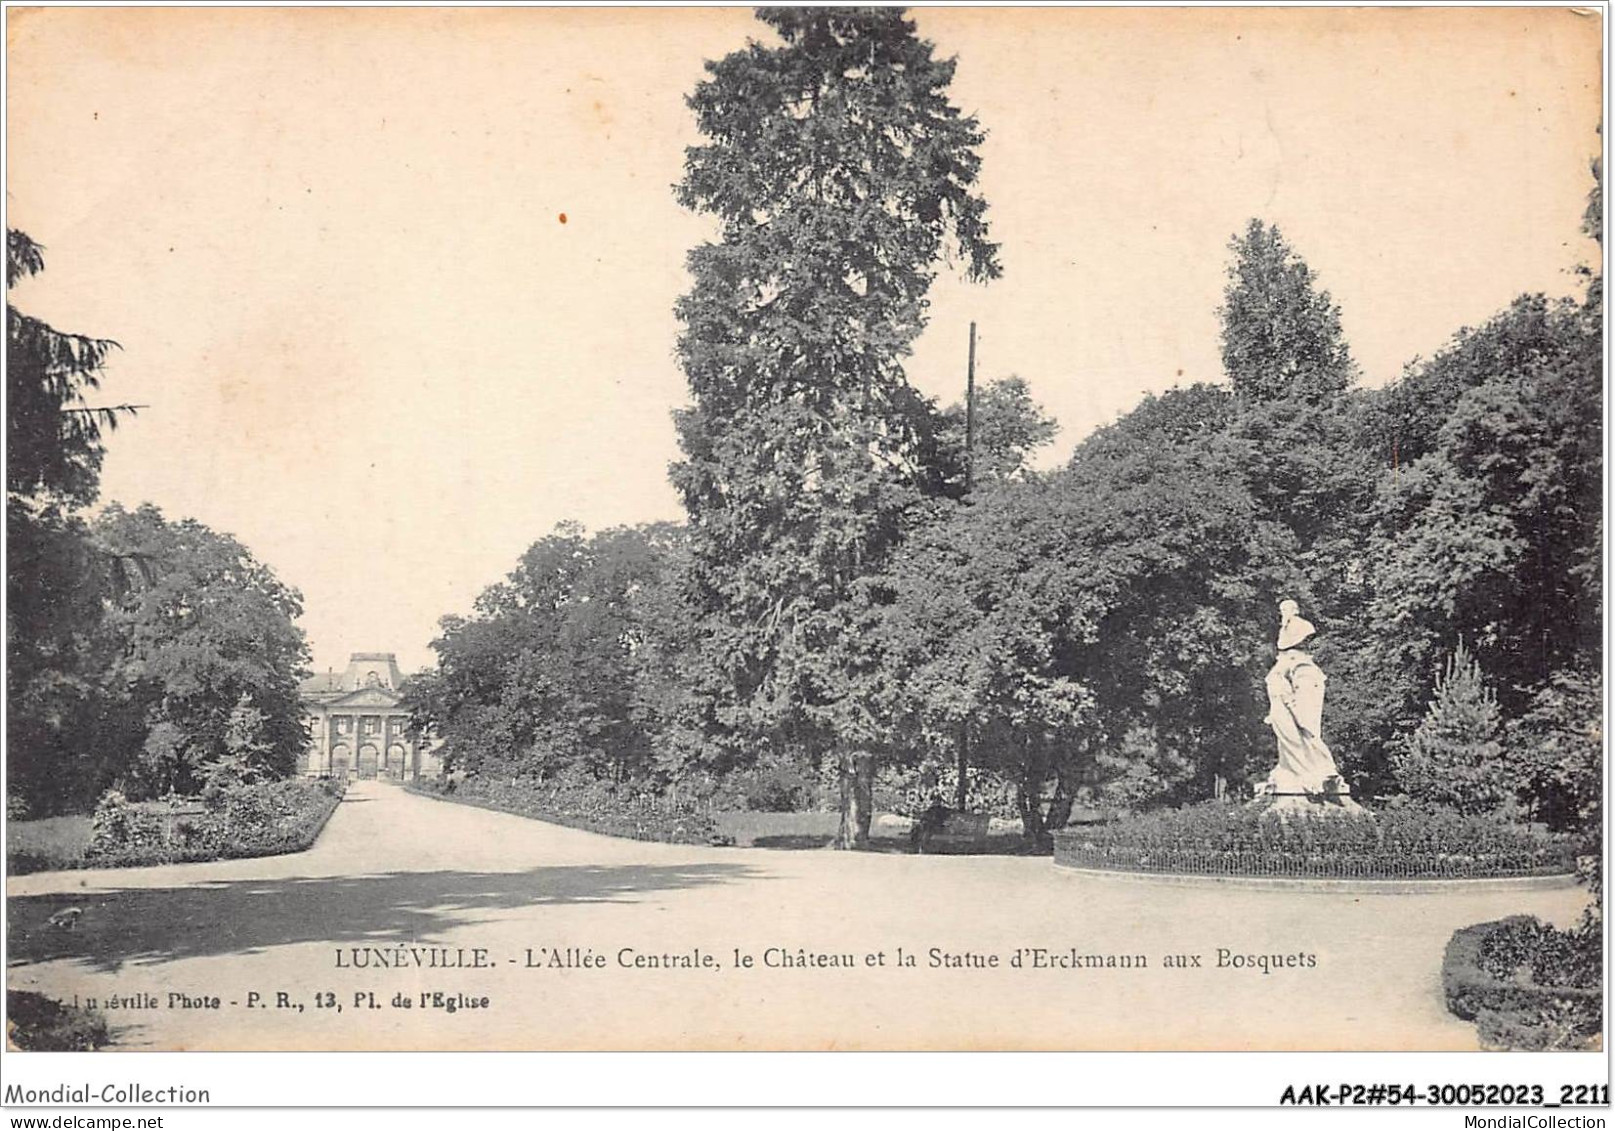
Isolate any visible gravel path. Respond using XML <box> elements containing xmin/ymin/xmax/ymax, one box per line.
<box><xmin>6</xmin><ymin>780</ymin><xmax>1589</xmax><ymax>1051</ymax></box>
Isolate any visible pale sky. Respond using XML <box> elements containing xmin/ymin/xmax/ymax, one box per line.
<box><xmin>7</xmin><ymin>6</ymin><xmax>1601</xmax><ymax>675</ymax></box>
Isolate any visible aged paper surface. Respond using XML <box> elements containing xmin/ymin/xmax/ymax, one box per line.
<box><xmin>4</xmin><ymin>6</ymin><xmax>1602</xmax><ymax>1057</ymax></box>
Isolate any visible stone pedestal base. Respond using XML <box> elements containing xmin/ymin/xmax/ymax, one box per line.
<box><xmin>1252</xmin><ymin>772</ymin><xmax>1362</xmax><ymax>815</ymax></box>
<box><xmin>1255</xmin><ymin>792</ymin><xmax>1365</xmax><ymax>817</ymax></box>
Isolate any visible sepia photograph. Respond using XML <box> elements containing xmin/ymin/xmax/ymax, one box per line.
<box><xmin>2</xmin><ymin>1</ymin><xmax>1607</xmax><ymax>1108</ymax></box>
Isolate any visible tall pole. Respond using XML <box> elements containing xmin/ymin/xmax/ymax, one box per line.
<box><xmin>964</xmin><ymin>321</ymin><xmax>977</xmax><ymax>493</ymax></box>
<box><xmin>956</xmin><ymin>322</ymin><xmax>977</xmax><ymax>812</ymax></box>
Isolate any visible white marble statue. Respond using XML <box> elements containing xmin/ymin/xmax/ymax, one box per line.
<box><xmin>1260</xmin><ymin>600</ymin><xmax>1348</xmax><ymax>797</ymax></box>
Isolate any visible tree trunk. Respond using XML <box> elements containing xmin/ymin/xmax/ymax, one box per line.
<box><xmin>1046</xmin><ymin>769</ymin><xmax>1072</xmax><ymax>846</ymax></box>
<box><xmin>1017</xmin><ymin>773</ymin><xmax>1046</xmax><ymax>851</ymax></box>
<box><xmin>954</xmin><ymin>724</ymin><xmax>969</xmax><ymax>811</ymax></box>
<box><xmin>1018</xmin><ymin>745</ymin><xmax>1061</xmax><ymax>852</ymax></box>
<box><xmin>835</xmin><ymin>751</ymin><xmax>875</xmax><ymax>849</ymax></box>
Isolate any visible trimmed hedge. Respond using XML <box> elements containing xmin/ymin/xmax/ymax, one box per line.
<box><xmin>77</xmin><ymin>778</ymin><xmax>347</xmax><ymax>869</ymax></box>
<box><xmin>1052</xmin><ymin>800</ymin><xmax>1575</xmax><ymax>880</ymax></box>
<box><xmin>1443</xmin><ymin>917</ymin><xmax>1601</xmax><ymax>1050</ymax></box>
<box><xmin>407</xmin><ymin>776</ymin><xmax>717</xmax><ymax>846</ymax></box>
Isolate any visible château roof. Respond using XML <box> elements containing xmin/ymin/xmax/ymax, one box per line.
<box><xmin>300</xmin><ymin>652</ymin><xmax>407</xmax><ymax>703</ymax></box>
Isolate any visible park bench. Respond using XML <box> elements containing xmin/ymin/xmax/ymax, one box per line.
<box><xmin>910</xmin><ymin>808</ymin><xmax>990</xmax><ymax>854</ymax></box>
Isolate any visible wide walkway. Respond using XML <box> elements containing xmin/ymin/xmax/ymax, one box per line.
<box><xmin>6</xmin><ymin>780</ymin><xmax>1589</xmax><ymax>1051</ymax></box>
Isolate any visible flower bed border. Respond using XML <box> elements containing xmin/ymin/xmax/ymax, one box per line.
<box><xmin>1052</xmin><ymin>836</ymin><xmax>1576</xmax><ymax>882</ymax></box>
<box><xmin>403</xmin><ymin>780</ymin><xmax>715</xmax><ymax>846</ymax></box>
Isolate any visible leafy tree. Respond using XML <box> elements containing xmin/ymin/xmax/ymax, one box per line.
<box><xmin>198</xmin><ymin>696</ymin><xmax>276</xmax><ymax>803</ymax></box>
<box><xmin>881</xmin><ymin>481</ymin><xmax>1092</xmax><ymax>847</ymax></box>
<box><xmin>5</xmin><ymin>504</ymin><xmax>128</xmax><ymax>813</ymax></box>
<box><xmin>220</xmin><ymin>694</ymin><xmax>275</xmax><ymax>777</ymax></box>
<box><xmin>671</xmin><ymin>7</ymin><xmax>1000</xmax><ymax>847</ymax></box>
<box><xmin>1219</xmin><ymin>219</ymin><xmax>1356</xmax><ymax>405</ymax></box>
<box><xmin>931</xmin><ymin>375</ymin><xmax>1058</xmax><ymax>493</ymax></box>
<box><xmin>1103</xmin><ymin>383</ymin><xmax>1236</xmax><ymax>446</ymax></box>
<box><xmin>1214</xmin><ymin>223</ymin><xmax>1397</xmax><ymax>792</ymax></box>
<box><xmin>1369</xmin><ymin>293</ymin><xmax>1600</xmax><ymax>718</ymax></box>
<box><xmin>412</xmin><ymin>522</ymin><xmax>687</xmax><ymax>787</ymax></box>
<box><xmin>1385</xmin><ymin>295</ymin><xmax>1585</xmax><ymax>468</ymax></box>
<box><xmin>1215</xmin><ymin>222</ymin><xmax>1379</xmax><ymax>578</ymax></box>
<box><xmin>884</xmin><ymin>401</ymin><xmax>1290</xmax><ymax>845</ymax></box>
<box><xmin>1392</xmin><ymin>642</ymin><xmax>1511</xmax><ymax>815</ymax></box>
<box><xmin>135</xmin><ymin>720</ymin><xmax>190</xmax><ymax>799</ymax></box>
<box><xmin>1504</xmin><ymin>669</ymin><xmax>1601</xmax><ymax>833</ymax></box>
<box><xmin>1065</xmin><ymin>419</ymin><xmax>1289</xmax><ymax>808</ymax></box>
<box><xmin>1579</xmin><ymin>153</ymin><xmax>1601</xmax><ymax>312</ymax></box>
<box><xmin>94</xmin><ymin>504</ymin><xmax>310</xmax><ymax>792</ymax></box>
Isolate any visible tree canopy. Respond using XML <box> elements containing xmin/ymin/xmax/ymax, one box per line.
<box><xmin>407</xmin><ymin>522</ymin><xmax>688</xmax><ymax>788</ymax></box>
<box><xmin>1219</xmin><ymin>220</ymin><xmax>1355</xmax><ymax>405</ymax></box>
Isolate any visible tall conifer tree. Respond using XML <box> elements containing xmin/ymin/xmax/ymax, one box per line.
<box><xmin>671</xmin><ymin>8</ymin><xmax>999</xmax><ymax>846</ymax></box>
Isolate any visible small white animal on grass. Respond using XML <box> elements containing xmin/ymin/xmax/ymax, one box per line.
<box><xmin>46</xmin><ymin>907</ymin><xmax>83</xmax><ymax>930</ymax></box>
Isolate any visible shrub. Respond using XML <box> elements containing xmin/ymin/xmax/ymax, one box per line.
<box><xmin>1393</xmin><ymin>643</ymin><xmax>1512</xmax><ymax>816</ymax></box>
<box><xmin>729</xmin><ymin>754</ymin><xmax>819</xmax><ymax>812</ymax></box>
<box><xmin>1092</xmin><ymin>725</ymin><xmax>1201</xmax><ymax>811</ymax></box>
<box><xmin>1476</xmin><ymin>916</ymin><xmax>1600</xmax><ymax>990</ymax></box>
<box><xmin>408</xmin><ymin>774</ymin><xmax>716</xmax><ymax>845</ymax></box>
<box><xmin>200</xmin><ymin>759</ymin><xmax>247</xmax><ymax>812</ymax></box>
<box><xmin>87</xmin><ymin>790</ymin><xmax>162</xmax><ymax>855</ymax></box>
<box><xmin>6</xmin><ymin>990</ymin><xmax>111</xmax><ymax>1051</ymax></box>
<box><xmin>1052</xmin><ymin>800</ymin><xmax>1574</xmax><ymax>879</ymax></box>
<box><xmin>1443</xmin><ymin>917</ymin><xmax>1601</xmax><ymax>1050</ymax></box>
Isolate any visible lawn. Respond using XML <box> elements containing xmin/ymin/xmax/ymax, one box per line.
<box><xmin>6</xmin><ymin>814</ymin><xmax>94</xmax><ymax>874</ymax></box>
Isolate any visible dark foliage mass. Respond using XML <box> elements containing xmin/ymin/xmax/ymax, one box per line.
<box><xmin>6</xmin><ymin>990</ymin><xmax>112</xmax><ymax>1051</ymax></box>
<box><xmin>669</xmin><ymin>8</ymin><xmax>1003</xmax><ymax>849</ymax></box>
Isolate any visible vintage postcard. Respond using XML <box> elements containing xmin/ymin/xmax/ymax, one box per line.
<box><xmin>3</xmin><ymin>3</ymin><xmax>1604</xmax><ymax>1079</ymax></box>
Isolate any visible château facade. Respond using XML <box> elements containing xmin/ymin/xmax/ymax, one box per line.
<box><xmin>297</xmin><ymin>653</ymin><xmax>442</xmax><ymax>781</ymax></box>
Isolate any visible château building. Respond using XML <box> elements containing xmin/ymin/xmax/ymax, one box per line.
<box><xmin>297</xmin><ymin>653</ymin><xmax>442</xmax><ymax>781</ymax></box>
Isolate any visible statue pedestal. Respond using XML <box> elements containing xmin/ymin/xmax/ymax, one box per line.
<box><xmin>1254</xmin><ymin>792</ymin><xmax>1365</xmax><ymax>817</ymax></box>
<box><xmin>1251</xmin><ymin>771</ymin><xmax>1363</xmax><ymax>815</ymax></box>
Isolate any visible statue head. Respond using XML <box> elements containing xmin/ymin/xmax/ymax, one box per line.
<box><xmin>1276</xmin><ymin>600</ymin><xmax>1315</xmax><ymax>650</ymax></box>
